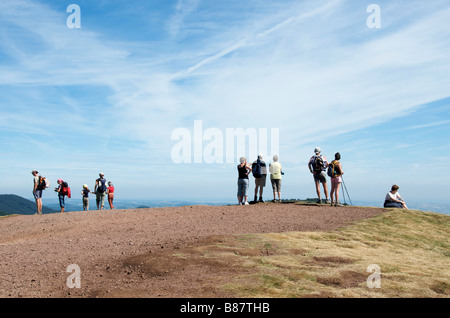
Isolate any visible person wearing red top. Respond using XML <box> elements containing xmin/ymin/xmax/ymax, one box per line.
<box><xmin>107</xmin><ymin>181</ymin><xmax>115</xmax><ymax>210</ymax></box>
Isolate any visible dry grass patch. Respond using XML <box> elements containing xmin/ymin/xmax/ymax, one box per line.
<box><xmin>219</xmin><ymin>209</ymin><xmax>449</xmax><ymax>298</ymax></box>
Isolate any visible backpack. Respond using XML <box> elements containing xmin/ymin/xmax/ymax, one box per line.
<box><xmin>60</xmin><ymin>181</ymin><xmax>71</xmax><ymax>198</ymax></box>
<box><xmin>37</xmin><ymin>176</ymin><xmax>50</xmax><ymax>190</ymax></box>
<box><xmin>313</xmin><ymin>155</ymin><xmax>325</xmax><ymax>173</ymax></box>
<box><xmin>252</xmin><ymin>159</ymin><xmax>262</xmax><ymax>178</ymax></box>
<box><xmin>327</xmin><ymin>160</ymin><xmax>341</xmax><ymax>177</ymax></box>
<box><xmin>97</xmin><ymin>178</ymin><xmax>107</xmax><ymax>193</ymax></box>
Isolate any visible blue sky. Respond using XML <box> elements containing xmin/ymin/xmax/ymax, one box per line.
<box><xmin>1</xmin><ymin>0</ymin><xmax>449</xmax><ymax>204</ymax></box>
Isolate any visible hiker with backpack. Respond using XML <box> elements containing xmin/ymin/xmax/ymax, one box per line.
<box><xmin>384</xmin><ymin>185</ymin><xmax>409</xmax><ymax>209</ymax></box>
<box><xmin>55</xmin><ymin>179</ymin><xmax>71</xmax><ymax>213</ymax></box>
<box><xmin>252</xmin><ymin>154</ymin><xmax>267</xmax><ymax>203</ymax></box>
<box><xmin>308</xmin><ymin>147</ymin><xmax>330</xmax><ymax>204</ymax></box>
<box><xmin>237</xmin><ymin>157</ymin><xmax>252</xmax><ymax>205</ymax></box>
<box><xmin>31</xmin><ymin>169</ymin><xmax>47</xmax><ymax>215</ymax></box>
<box><xmin>328</xmin><ymin>152</ymin><xmax>344</xmax><ymax>207</ymax></box>
<box><xmin>95</xmin><ymin>172</ymin><xmax>108</xmax><ymax>210</ymax></box>
<box><xmin>269</xmin><ymin>155</ymin><xmax>282</xmax><ymax>202</ymax></box>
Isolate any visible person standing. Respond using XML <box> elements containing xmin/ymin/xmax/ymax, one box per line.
<box><xmin>308</xmin><ymin>147</ymin><xmax>330</xmax><ymax>204</ymax></box>
<box><xmin>237</xmin><ymin>157</ymin><xmax>252</xmax><ymax>205</ymax></box>
<box><xmin>107</xmin><ymin>181</ymin><xmax>115</xmax><ymax>210</ymax></box>
<box><xmin>31</xmin><ymin>169</ymin><xmax>43</xmax><ymax>215</ymax></box>
<box><xmin>252</xmin><ymin>154</ymin><xmax>267</xmax><ymax>203</ymax></box>
<box><xmin>55</xmin><ymin>179</ymin><xmax>69</xmax><ymax>213</ymax></box>
<box><xmin>81</xmin><ymin>184</ymin><xmax>91</xmax><ymax>211</ymax></box>
<box><xmin>384</xmin><ymin>185</ymin><xmax>409</xmax><ymax>209</ymax></box>
<box><xmin>95</xmin><ymin>172</ymin><xmax>107</xmax><ymax>210</ymax></box>
<box><xmin>269</xmin><ymin>155</ymin><xmax>282</xmax><ymax>202</ymax></box>
<box><xmin>329</xmin><ymin>152</ymin><xmax>344</xmax><ymax>206</ymax></box>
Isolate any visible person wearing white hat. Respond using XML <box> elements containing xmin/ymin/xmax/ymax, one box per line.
<box><xmin>308</xmin><ymin>147</ymin><xmax>330</xmax><ymax>204</ymax></box>
<box><xmin>94</xmin><ymin>172</ymin><xmax>107</xmax><ymax>210</ymax></box>
<box><xmin>31</xmin><ymin>169</ymin><xmax>43</xmax><ymax>214</ymax></box>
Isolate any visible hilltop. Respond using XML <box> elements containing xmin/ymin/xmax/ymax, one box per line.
<box><xmin>0</xmin><ymin>202</ymin><xmax>448</xmax><ymax>299</ymax></box>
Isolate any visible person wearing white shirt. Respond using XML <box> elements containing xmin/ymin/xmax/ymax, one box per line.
<box><xmin>384</xmin><ymin>185</ymin><xmax>408</xmax><ymax>209</ymax></box>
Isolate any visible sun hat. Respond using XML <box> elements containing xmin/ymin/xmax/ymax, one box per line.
<box><xmin>99</xmin><ymin>172</ymin><xmax>104</xmax><ymax>177</ymax></box>
<box><xmin>31</xmin><ymin>169</ymin><xmax>39</xmax><ymax>175</ymax></box>
<box><xmin>57</xmin><ymin>179</ymin><xmax>63</xmax><ymax>183</ymax></box>
<box><xmin>314</xmin><ymin>147</ymin><xmax>321</xmax><ymax>154</ymax></box>
<box><xmin>83</xmin><ymin>184</ymin><xmax>88</xmax><ymax>188</ymax></box>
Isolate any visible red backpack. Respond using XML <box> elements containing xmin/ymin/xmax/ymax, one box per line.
<box><xmin>61</xmin><ymin>182</ymin><xmax>71</xmax><ymax>198</ymax></box>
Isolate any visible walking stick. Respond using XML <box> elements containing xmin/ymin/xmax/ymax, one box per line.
<box><xmin>341</xmin><ymin>176</ymin><xmax>353</xmax><ymax>206</ymax></box>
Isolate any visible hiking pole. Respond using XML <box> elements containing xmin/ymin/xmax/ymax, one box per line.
<box><xmin>341</xmin><ymin>176</ymin><xmax>353</xmax><ymax>206</ymax></box>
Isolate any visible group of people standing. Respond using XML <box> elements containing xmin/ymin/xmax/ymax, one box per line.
<box><xmin>236</xmin><ymin>147</ymin><xmax>409</xmax><ymax>210</ymax></box>
<box><xmin>31</xmin><ymin>170</ymin><xmax>115</xmax><ymax>214</ymax></box>
<box><xmin>236</xmin><ymin>154</ymin><xmax>283</xmax><ymax>205</ymax></box>
<box><xmin>236</xmin><ymin>147</ymin><xmax>343</xmax><ymax>206</ymax></box>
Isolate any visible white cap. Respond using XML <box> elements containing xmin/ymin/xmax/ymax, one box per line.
<box><xmin>314</xmin><ymin>147</ymin><xmax>321</xmax><ymax>154</ymax></box>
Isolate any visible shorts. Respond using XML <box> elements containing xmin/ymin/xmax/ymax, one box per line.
<box><xmin>83</xmin><ymin>197</ymin><xmax>89</xmax><ymax>209</ymax></box>
<box><xmin>255</xmin><ymin>175</ymin><xmax>266</xmax><ymax>187</ymax></box>
<box><xmin>96</xmin><ymin>191</ymin><xmax>106</xmax><ymax>207</ymax></box>
<box><xmin>237</xmin><ymin>178</ymin><xmax>249</xmax><ymax>197</ymax></box>
<box><xmin>313</xmin><ymin>171</ymin><xmax>327</xmax><ymax>183</ymax></box>
<box><xmin>331</xmin><ymin>176</ymin><xmax>342</xmax><ymax>186</ymax></box>
<box><xmin>33</xmin><ymin>190</ymin><xmax>43</xmax><ymax>200</ymax></box>
<box><xmin>271</xmin><ymin>179</ymin><xmax>281</xmax><ymax>192</ymax></box>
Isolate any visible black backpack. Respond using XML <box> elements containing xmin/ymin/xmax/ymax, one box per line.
<box><xmin>313</xmin><ymin>156</ymin><xmax>325</xmax><ymax>172</ymax></box>
<box><xmin>252</xmin><ymin>159</ymin><xmax>262</xmax><ymax>178</ymax></box>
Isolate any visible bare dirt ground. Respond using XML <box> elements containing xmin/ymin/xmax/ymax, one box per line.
<box><xmin>0</xmin><ymin>203</ymin><xmax>386</xmax><ymax>298</ymax></box>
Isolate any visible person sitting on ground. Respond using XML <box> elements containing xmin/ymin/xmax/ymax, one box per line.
<box><xmin>237</xmin><ymin>157</ymin><xmax>252</xmax><ymax>205</ymax></box>
<box><xmin>329</xmin><ymin>152</ymin><xmax>344</xmax><ymax>207</ymax></box>
<box><xmin>308</xmin><ymin>147</ymin><xmax>330</xmax><ymax>204</ymax></box>
<box><xmin>252</xmin><ymin>154</ymin><xmax>267</xmax><ymax>203</ymax></box>
<box><xmin>384</xmin><ymin>185</ymin><xmax>409</xmax><ymax>209</ymax></box>
<box><xmin>269</xmin><ymin>155</ymin><xmax>282</xmax><ymax>202</ymax></box>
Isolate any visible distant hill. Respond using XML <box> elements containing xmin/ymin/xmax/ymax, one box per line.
<box><xmin>0</xmin><ymin>194</ymin><xmax>57</xmax><ymax>215</ymax></box>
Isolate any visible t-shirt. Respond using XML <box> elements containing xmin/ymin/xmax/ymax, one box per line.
<box><xmin>82</xmin><ymin>189</ymin><xmax>90</xmax><ymax>197</ymax></box>
<box><xmin>269</xmin><ymin>162</ymin><xmax>282</xmax><ymax>180</ymax></box>
<box><xmin>108</xmin><ymin>186</ymin><xmax>115</xmax><ymax>194</ymax></box>
<box><xmin>385</xmin><ymin>192</ymin><xmax>401</xmax><ymax>202</ymax></box>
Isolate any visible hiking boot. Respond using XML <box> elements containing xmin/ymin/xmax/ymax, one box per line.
<box><xmin>325</xmin><ymin>199</ymin><xmax>331</xmax><ymax>204</ymax></box>
<box><xmin>244</xmin><ymin>201</ymin><xmax>249</xmax><ymax>205</ymax></box>
<box><xmin>330</xmin><ymin>201</ymin><xmax>334</xmax><ymax>207</ymax></box>
<box><xmin>259</xmin><ymin>197</ymin><xmax>264</xmax><ymax>203</ymax></box>
<box><xmin>316</xmin><ymin>199</ymin><xmax>322</xmax><ymax>204</ymax></box>
<box><xmin>335</xmin><ymin>202</ymin><xmax>342</xmax><ymax>207</ymax></box>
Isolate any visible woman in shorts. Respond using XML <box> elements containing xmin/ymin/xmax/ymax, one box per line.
<box><xmin>269</xmin><ymin>155</ymin><xmax>282</xmax><ymax>202</ymax></box>
<box><xmin>237</xmin><ymin>157</ymin><xmax>252</xmax><ymax>205</ymax></box>
<box><xmin>329</xmin><ymin>152</ymin><xmax>344</xmax><ymax>206</ymax></box>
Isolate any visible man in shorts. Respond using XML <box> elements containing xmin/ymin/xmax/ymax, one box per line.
<box><xmin>308</xmin><ymin>147</ymin><xmax>330</xmax><ymax>204</ymax></box>
<box><xmin>95</xmin><ymin>172</ymin><xmax>107</xmax><ymax>210</ymax></box>
<box><xmin>31</xmin><ymin>169</ymin><xmax>43</xmax><ymax>215</ymax></box>
<box><xmin>252</xmin><ymin>154</ymin><xmax>267</xmax><ymax>203</ymax></box>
